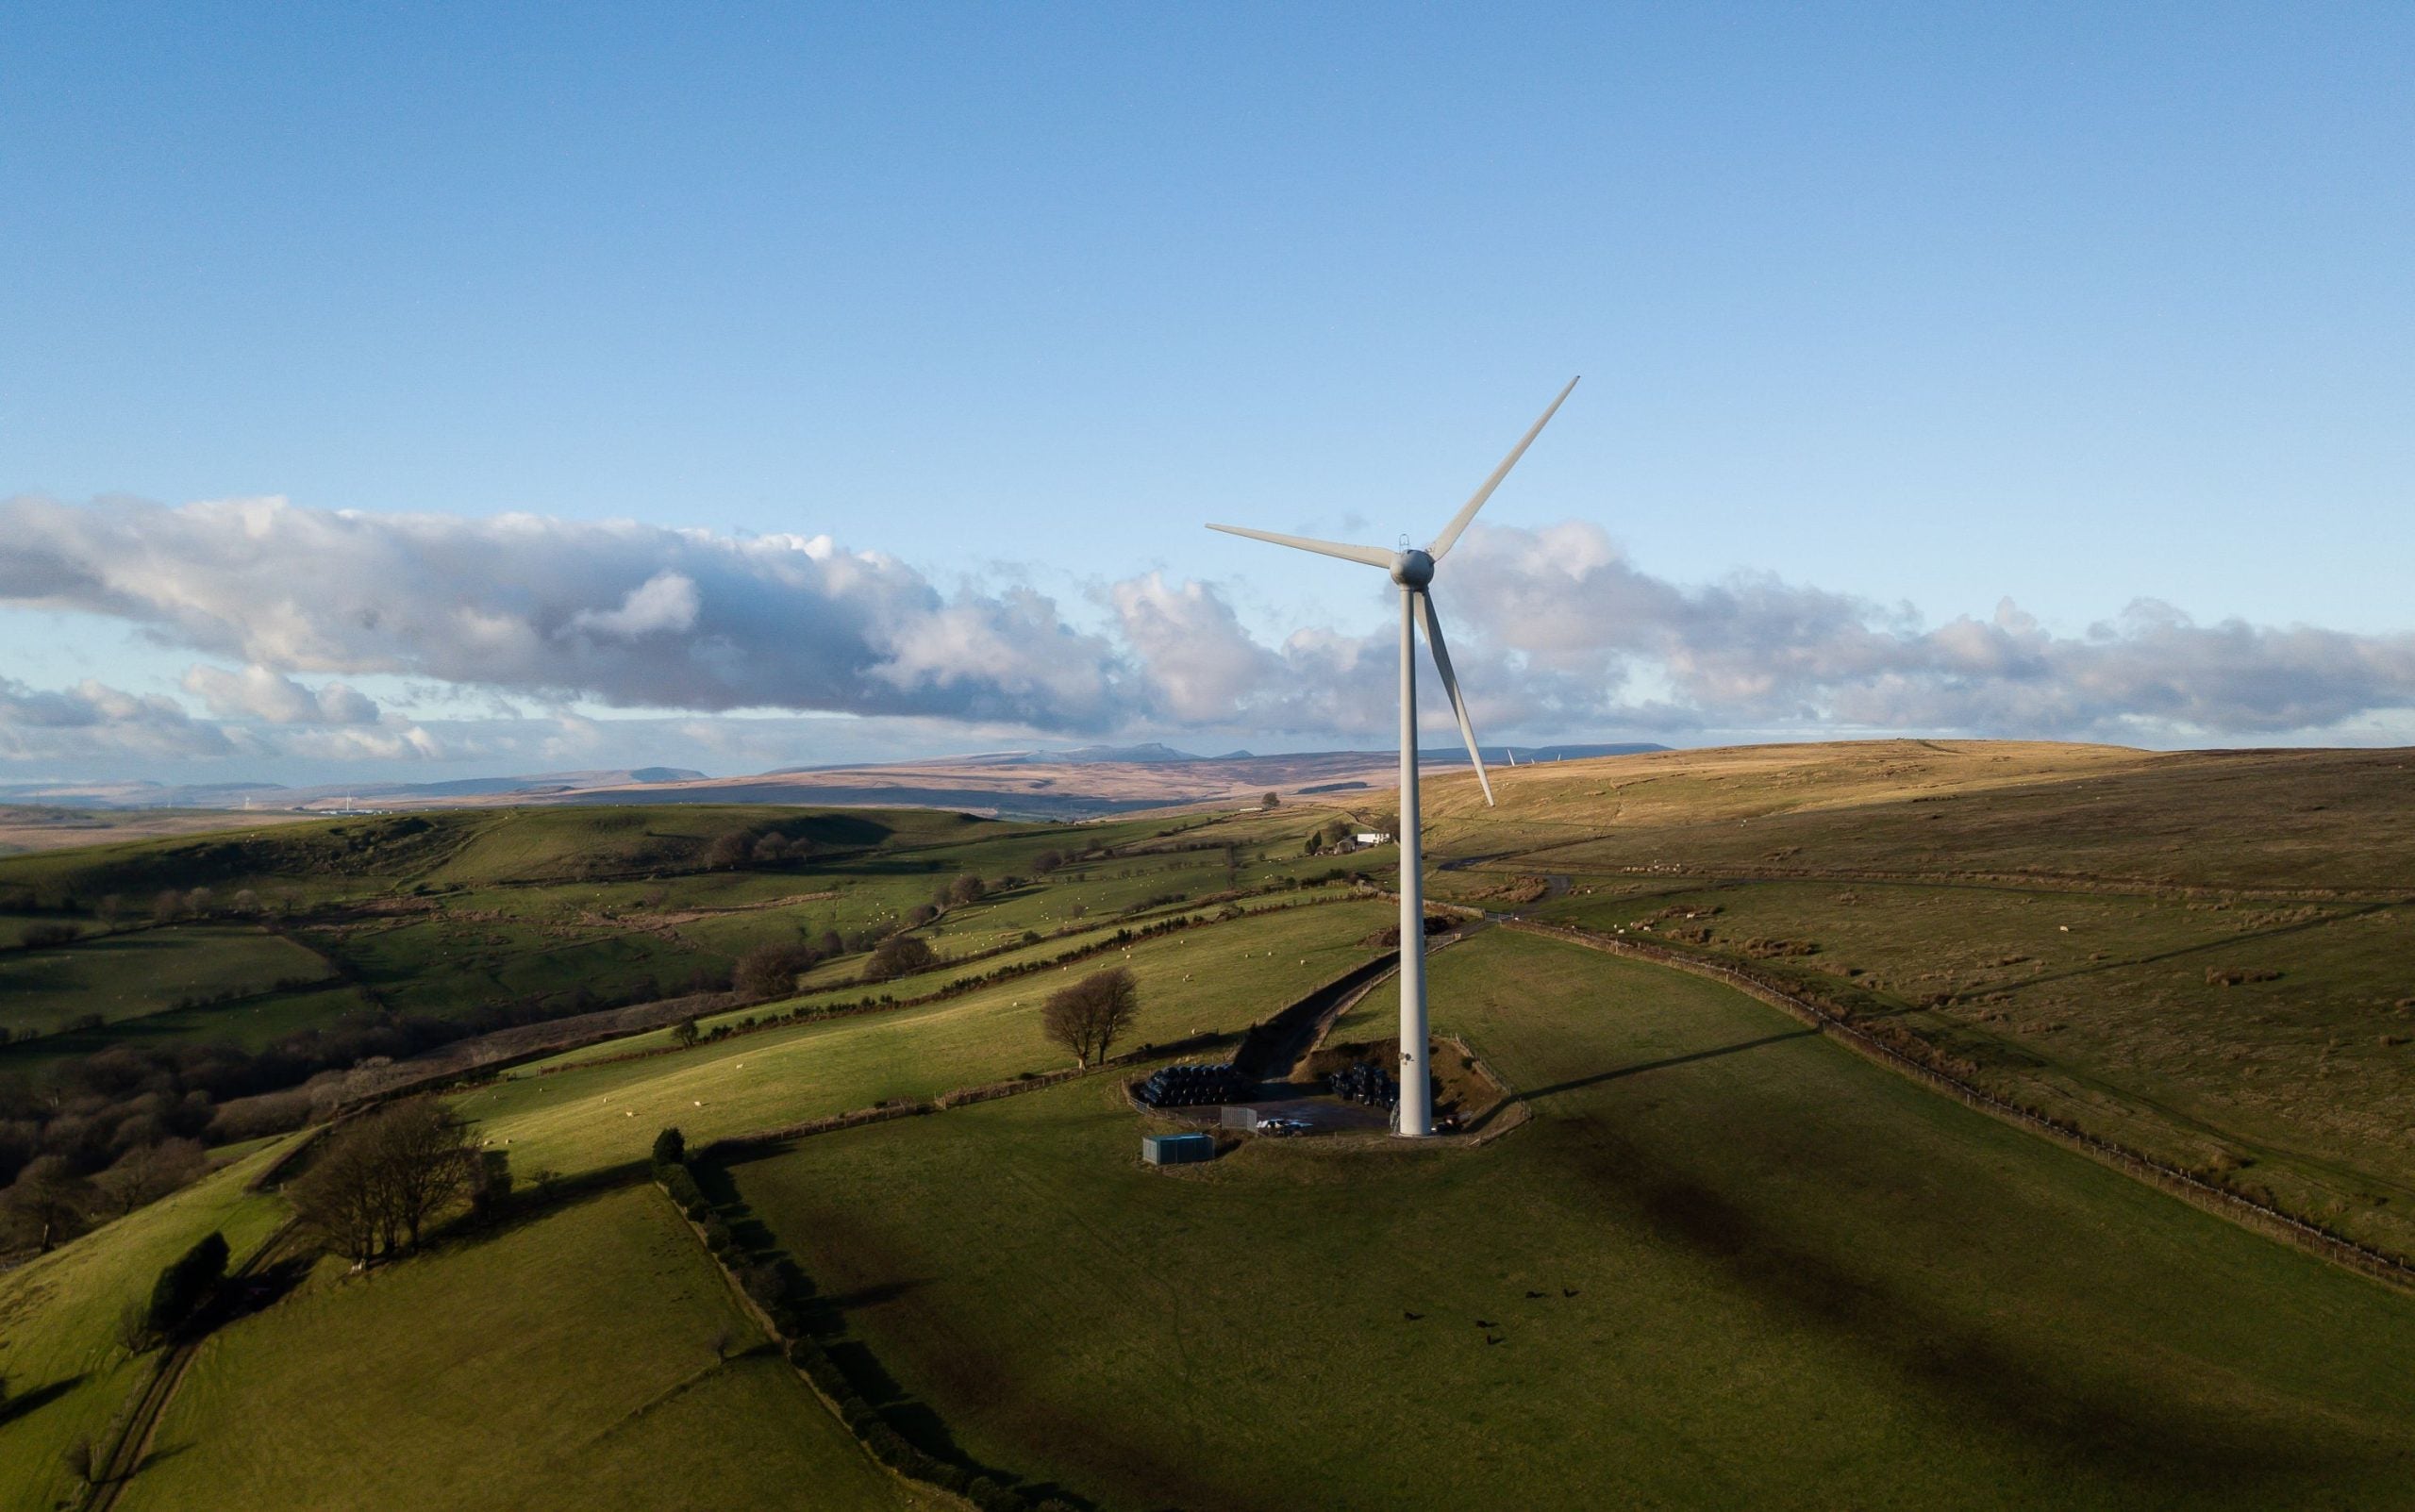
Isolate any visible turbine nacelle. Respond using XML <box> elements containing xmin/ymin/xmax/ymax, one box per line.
<box><xmin>1206</xmin><ymin>374</ymin><xmax>1579</xmax><ymax>813</ymax></box>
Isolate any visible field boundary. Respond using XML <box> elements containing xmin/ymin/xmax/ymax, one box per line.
<box><xmin>658</xmin><ymin>1164</ymin><xmax>1101</xmax><ymax>1511</ymax></box>
<box><xmin>655</xmin><ymin>1183</ymin><xmax>986</xmax><ymax>1512</ymax></box>
<box><xmin>1505</xmin><ymin>919</ymin><xmax>2415</xmax><ymax>1290</ymax></box>
<box><xmin>510</xmin><ymin>889</ymin><xmax>1372</xmax><ymax>1085</ymax></box>
<box><xmin>83</xmin><ymin>1215</ymin><xmax>302</xmax><ymax>1512</ymax></box>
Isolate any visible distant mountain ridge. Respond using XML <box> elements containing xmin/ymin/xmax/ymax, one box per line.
<box><xmin>0</xmin><ymin>745</ymin><xmax>1665</xmax><ymax>820</ymax></box>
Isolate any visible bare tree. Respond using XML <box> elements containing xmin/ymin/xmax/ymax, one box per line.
<box><xmin>1041</xmin><ymin>967</ymin><xmax>1141</xmax><ymax>1069</ymax></box>
<box><xmin>703</xmin><ymin>829</ymin><xmax>756</xmax><ymax>869</ymax></box>
<box><xmin>290</xmin><ymin>1098</ymin><xmax>477</xmax><ymax>1264</ymax></box>
<box><xmin>4</xmin><ymin>1155</ymin><xmax>95</xmax><ymax>1253</ymax></box>
<box><xmin>290</xmin><ymin>1127</ymin><xmax>385</xmax><ymax>1265</ymax></box>
<box><xmin>367</xmin><ymin>1099</ymin><xmax>478</xmax><ymax>1250</ymax></box>
<box><xmin>96</xmin><ymin>1138</ymin><xmax>208</xmax><ymax>1215</ymax></box>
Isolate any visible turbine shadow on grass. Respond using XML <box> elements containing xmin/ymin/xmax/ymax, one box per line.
<box><xmin>1516</xmin><ymin>1029</ymin><xmax>1816</xmax><ymax>1103</ymax></box>
<box><xmin>1553</xmin><ymin>1122</ymin><xmax>2355</xmax><ymax>1494</ymax></box>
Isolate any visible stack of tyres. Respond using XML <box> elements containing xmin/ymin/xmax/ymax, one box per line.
<box><xmin>1134</xmin><ymin>1062</ymin><xmax>1248</xmax><ymax>1108</ymax></box>
<box><xmin>1327</xmin><ymin>1059</ymin><xmax>1398</xmax><ymax>1109</ymax></box>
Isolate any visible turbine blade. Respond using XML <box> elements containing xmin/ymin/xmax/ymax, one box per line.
<box><xmin>1207</xmin><ymin>523</ymin><xmax>1394</xmax><ymax>569</ymax></box>
<box><xmin>1413</xmin><ymin>590</ymin><xmax>1493</xmax><ymax>806</ymax></box>
<box><xmin>1426</xmin><ymin>376</ymin><xmax>1580</xmax><ymax>560</ymax></box>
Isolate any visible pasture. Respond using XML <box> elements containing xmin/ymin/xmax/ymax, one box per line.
<box><xmin>0</xmin><ymin>799</ymin><xmax>1352</xmax><ymax>1072</ymax></box>
<box><xmin>732</xmin><ymin>928</ymin><xmax>2415</xmax><ymax>1511</ymax></box>
<box><xmin>0</xmin><ymin>925</ymin><xmax>332</xmax><ymax>1040</ymax></box>
<box><xmin>0</xmin><ymin>1141</ymin><xmax>291</xmax><ymax>1512</ymax></box>
<box><xmin>458</xmin><ymin>896</ymin><xmax>1395</xmax><ymax>1179</ymax></box>
<box><xmin>1417</xmin><ymin>740</ymin><xmax>2415</xmax><ymax>1258</ymax></box>
<box><xmin>116</xmin><ymin>1183</ymin><xmax>918</xmax><ymax>1512</ymax></box>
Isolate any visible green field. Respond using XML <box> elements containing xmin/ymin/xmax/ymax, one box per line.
<box><xmin>459</xmin><ymin>897</ymin><xmax>1394</xmax><ymax>1179</ymax></box>
<box><xmin>1409</xmin><ymin>741</ymin><xmax>2415</xmax><ymax>1259</ymax></box>
<box><xmin>14</xmin><ymin>747</ymin><xmax>2415</xmax><ymax>1509</ymax></box>
<box><xmin>0</xmin><ymin>1142</ymin><xmax>291</xmax><ymax>1512</ymax></box>
<box><xmin>118</xmin><ymin>1184</ymin><xmax>920</xmax><ymax>1512</ymax></box>
<box><xmin>729</xmin><ymin>928</ymin><xmax>2415</xmax><ymax>1511</ymax></box>
<box><xmin>0</xmin><ymin>925</ymin><xmax>332</xmax><ymax>1038</ymax></box>
<box><xmin>0</xmin><ymin>800</ymin><xmax>1351</xmax><ymax>1068</ymax></box>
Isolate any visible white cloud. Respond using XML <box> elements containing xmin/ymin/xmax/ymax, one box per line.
<box><xmin>0</xmin><ymin>677</ymin><xmax>245</xmax><ymax>760</ymax></box>
<box><xmin>0</xmin><ymin>494</ymin><xmax>1129</xmax><ymax>729</ymax></box>
<box><xmin>181</xmin><ymin>664</ymin><xmax>381</xmax><ymax>724</ymax></box>
<box><xmin>565</xmin><ymin>572</ymin><xmax>700</xmax><ymax>639</ymax></box>
<box><xmin>7</xmin><ymin>496</ymin><xmax>2415</xmax><ymax>773</ymax></box>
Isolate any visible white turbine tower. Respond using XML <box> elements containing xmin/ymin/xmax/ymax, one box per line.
<box><xmin>1209</xmin><ymin>377</ymin><xmax>1578</xmax><ymax>1138</ymax></box>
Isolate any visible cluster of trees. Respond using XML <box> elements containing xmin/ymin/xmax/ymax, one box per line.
<box><xmin>0</xmin><ymin>945</ymin><xmax>718</xmax><ymax>1249</ymax></box>
<box><xmin>146</xmin><ymin>886</ymin><xmax>266</xmax><ymax>924</ymax></box>
<box><xmin>1041</xmin><ymin>967</ymin><xmax>1140</xmax><ymax>1069</ymax></box>
<box><xmin>862</xmin><ymin>934</ymin><xmax>937</xmax><ymax>984</ymax></box>
<box><xmin>289</xmin><ymin>1097</ymin><xmax>497</xmax><ymax>1265</ymax></box>
<box><xmin>733</xmin><ymin>941</ymin><xmax>824</xmax><ymax>1002</ymax></box>
<box><xmin>702</xmin><ymin>824</ymin><xmax>819</xmax><ymax>870</ymax></box>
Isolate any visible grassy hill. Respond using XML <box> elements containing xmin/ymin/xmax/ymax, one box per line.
<box><xmin>0</xmin><ymin>1141</ymin><xmax>291</xmax><ymax>1512</ymax></box>
<box><xmin>1420</xmin><ymin>739</ymin><xmax>2415</xmax><ymax>1257</ymax></box>
<box><xmin>459</xmin><ymin>896</ymin><xmax>1394</xmax><ymax>1180</ymax></box>
<box><xmin>727</xmin><ymin>928</ymin><xmax>2415</xmax><ymax>1510</ymax></box>
<box><xmin>115</xmin><ymin>1184</ymin><xmax>921</xmax><ymax>1512</ymax></box>
<box><xmin>0</xmin><ymin>800</ymin><xmax>1354</xmax><ymax>1072</ymax></box>
<box><xmin>12</xmin><ymin>743</ymin><xmax>2415</xmax><ymax>1508</ymax></box>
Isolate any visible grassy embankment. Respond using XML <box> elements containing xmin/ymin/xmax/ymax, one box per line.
<box><xmin>116</xmin><ymin>1184</ymin><xmax>920</xmax><ymax>1512</ymax></box>
<box><xmin>0</xmin><ymin>1142</ymin><xmax>291</xmax><ymax>1511</ymax></box>
<box><xmin>1414</xmin><ymin>740</ymin><xmax>2415</xmax><ymax>1256</ymax></box>
<box><xmin>732</xmin><ymin>926</ymin><xmax>2415</xmax><ymax>1511</ymax></box>
<box><xmin>459</xmin><ymin>896</ymin><xmax>1396</xmax><ymax>1180</ymax></box>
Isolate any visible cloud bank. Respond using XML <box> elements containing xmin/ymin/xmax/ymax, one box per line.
<box><xmin>4</xmin><ymin>493</ymin><xmax>2414</xmax><ymax>772</ymax></box>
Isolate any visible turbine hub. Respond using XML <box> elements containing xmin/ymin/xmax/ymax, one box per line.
<box><xmin>1391</xmin><ymin>548</ymin><xmax>1435</xmax><ymax>588</ymax></box>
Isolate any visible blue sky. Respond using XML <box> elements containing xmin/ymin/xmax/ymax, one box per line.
<box><xmin>5</xmin><ymin>4</ymin><xmax>2413</xmax><ymax>786</ymax></box>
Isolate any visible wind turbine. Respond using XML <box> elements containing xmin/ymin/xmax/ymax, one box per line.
<box><xmin>1208</xmin><ymin>376</ymin><xmax>1578</xmax><ymax>1137</ymax></box>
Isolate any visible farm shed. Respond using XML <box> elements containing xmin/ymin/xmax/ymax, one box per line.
<box><xmin>1142</xmin><ymin>1132</ymin><xmax>1216</xmax><ymax>1166</ymax></box>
